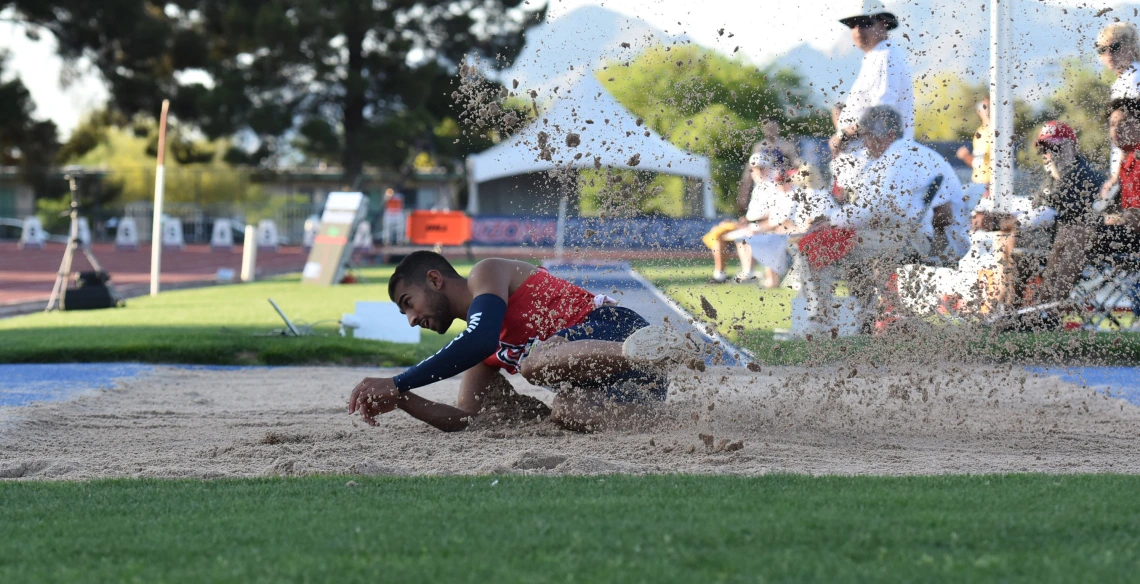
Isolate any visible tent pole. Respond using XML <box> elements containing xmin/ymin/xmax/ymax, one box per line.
<box><xmin>465</xmin><ymin>158</ymin><xmax>479</xmax><ymax>215</ymax></box>
<box><xmin>702</xmin><ymin>161</ymin><xmax>716</xmax><ymax>218</ymax></box>
<box><xmin>989</xmin><ymin>0</ymin><xmax>1014</xmax><ymax>211</ymax></box>
<box><xmin>554</xmin><ymin>194</ymin><xmax>568</xmax><ymax>262</ymax></box>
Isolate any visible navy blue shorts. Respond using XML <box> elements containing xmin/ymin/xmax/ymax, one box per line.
<box><xmin>548</xmin><ymin>305</ymin><xmax>667</xmax><ymax>403</ymax></box>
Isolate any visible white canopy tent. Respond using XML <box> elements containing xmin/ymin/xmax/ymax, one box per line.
<box><xmin>465</xmin><ymin>73</ymin><xmax>716</xmax><ymax>219</ymax></box>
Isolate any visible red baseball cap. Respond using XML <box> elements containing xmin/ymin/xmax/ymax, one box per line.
<box><xmin>1035</xmin><ymin>121</ymin><xmax>1078</xmax><ymax>147</ymax></box>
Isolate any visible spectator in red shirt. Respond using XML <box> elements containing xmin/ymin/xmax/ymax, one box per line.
<box><xmin>1106</xmin><ymin>97</ymin><xmax>1140</xmax><ymax>230</ymax></box>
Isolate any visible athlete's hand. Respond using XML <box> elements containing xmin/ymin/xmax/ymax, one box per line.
<box><xmin>348</xmin><ymin>377</ymin><xmax>400</xmax><ymax>426</ymax></box>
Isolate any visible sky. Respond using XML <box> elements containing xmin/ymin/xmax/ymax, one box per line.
<box><xmin>0</xmin><ymin>0</ymin><xmax>1128</xmax><ymax>139</ymax></box>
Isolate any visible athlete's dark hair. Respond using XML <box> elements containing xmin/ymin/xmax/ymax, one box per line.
<box><xmin>388</xmin><ymin>251</ymin><xmax>462</xmax><ymax>300</ymax></box>
<box><xmin>1109</xmin><ymin>97</ymin><xmax>1140</xmax><ymax>119</ymax></box>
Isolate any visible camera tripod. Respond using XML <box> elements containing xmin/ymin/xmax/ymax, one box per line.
<box><xmin>45</xmin><ymin>175</ymin><xmax>113</xmax><ymax>312</ymax></box>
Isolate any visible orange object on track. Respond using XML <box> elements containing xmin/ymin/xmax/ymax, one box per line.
<box><xmin>406</xmin><ymin>211</ymin><xmax>472</xmax><ymax>246</ymax></box>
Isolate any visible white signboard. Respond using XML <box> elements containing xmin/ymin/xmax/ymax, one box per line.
<box><xmin>210</xmin><ymin>218</ymin><xmax>234</xmax><ymax>250</ymax></box>
<box><xmin>349</xmin><ymin>301</ymin><xmax>421</xmax><ymax>343</ymax></box>
<box><xmin>18</xmin><ymin>216</ymin><xmax>45</xmax><ymax>249</ymax></box>
<box><xmin>115</xmin><ymin>217</ymin><xmax>139</xmax><ymax>250</ymax></box>
<box><xmin>77</xmin><ymin>217</ymin><xmax>92</xmax><ymax>247</ymax></box>
<box><xmin>162</xmin><ymin>216</ymin><xmax>185</xmax><ymax>249</ymax></box>
<box><xmin>303</xmin><ymin>192</ymin><xmax>369</xmax><ymax>286</ymax></box>
<box><xmin>256</xmin><ymin>219</ymin><xmax>279</xmax><ymax>251</ymax></box>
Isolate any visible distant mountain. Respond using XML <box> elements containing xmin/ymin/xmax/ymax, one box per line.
<box><xmin>504</xmin><ymin>2</ymin><xmax>1140</xmax><ymax>110</ymax></box>
<box><xmin>497</xmin><ymin>5</ymin><xmax>685</xmax><ymax>102</ymax></box>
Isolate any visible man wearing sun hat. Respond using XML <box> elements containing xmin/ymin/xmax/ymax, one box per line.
<box><xmin>827</xmin><ymin>0</ymin><xmax>915</xmax><ymax>223</ymax></box>
<box><xmin>973</xmin><ymin>121</ymin><xmax>1105</xmax><ymax>327</ymax></box>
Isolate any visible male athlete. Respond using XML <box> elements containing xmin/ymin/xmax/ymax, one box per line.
<box><xmin>347</xmin><ymin>251</ymin><xmax>702</xmax><ymax>431</ymax></box>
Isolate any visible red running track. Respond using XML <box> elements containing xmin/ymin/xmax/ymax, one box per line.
<box><xmin>0</xmin><ymin>242</ymin><xmax>308</xmax><ymax>306</ymax></box>
<box><xmin>1</xmin><ymin>242</ymin><xmax>710</xmax><ymax>310</ymax></box>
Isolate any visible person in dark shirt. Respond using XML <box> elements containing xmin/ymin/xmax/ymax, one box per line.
<box><xmin>973</xmin><ymin>121</ymin><xmax>1105</xmax><ymax>318</ymax></box>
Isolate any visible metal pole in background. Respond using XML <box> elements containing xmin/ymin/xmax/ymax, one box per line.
<box><xmin>989</xmin><ymin>0</ymin><xmax>1015</xmax><ymax>210</ymax></box>
<box><xmin>554</xmin><ymin>194</ymin><xmax>568</xmax><ymax>263</ymax></box>
<box><xmin>149</xmin><ymin>99</ymin><xmax>170</xmax><ymax>296</ymax></box>
<box><xmin>241</xmin><ymin>224</ymin><xmax>258</xmax><ymax>282</ymax></box>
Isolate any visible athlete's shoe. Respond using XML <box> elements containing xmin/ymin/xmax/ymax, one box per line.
<box><xmin>709</xmin><ymin>271</ymin><xmax>728</xmax><ymax>283</ymax></box>
<box><xmin>622</xmin><ymin>326</ymin><xmax>704</xmax><ymax>370</ymax></box>
<box><xmin>732</xmin><ymin>272</ymin><xmax>757</xmax><ymax>284</ymax></box>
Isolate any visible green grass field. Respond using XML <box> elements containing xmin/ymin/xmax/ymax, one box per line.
<box><xmin>4</xmin><ymin>257</ymin><xmax>1140</xmax><ymax>366</ymax></box>
<box><xmin>0</xmin><ymin>264</ymin><xmax>474</xmax><ymax>366</ymax></box>
<box><xmin>2</xmin><ymin>474</ymin><xmax>1138</xmax><ymax>583</ymax></box>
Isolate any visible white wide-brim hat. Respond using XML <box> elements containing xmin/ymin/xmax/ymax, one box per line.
<box><xmin>838</xmin><ymin>0</ymin><xmax>899</xmax><ymax>30</ymax></box>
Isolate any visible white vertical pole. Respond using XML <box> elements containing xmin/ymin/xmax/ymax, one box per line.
<box><xmin>702</xmin><ymin>160</ymin><xmax>716</xmax><ymax>218</ymax></box>
<box><xmin>989</xmin><ymin>0</ymin><xmax>1015</xmax><ymax>210</ymax></box>
<box><xmin>149</xmin><ymin>99</ymin><xmax>170</xmax><ymax>296</ymax></box>
<box><xmin>554</xmin><ymin>194</ymin><xmax>568</xmax><ymax>262</ymax></box>
<box><xmin>241</xmin><ymin>225</ymin><xmax>258</xmax><ymax>282</ymax></box>
<box><xmin>465</xmin><ymin>158</ymin><xmax>480</xmax><ymax>215</ymax></box>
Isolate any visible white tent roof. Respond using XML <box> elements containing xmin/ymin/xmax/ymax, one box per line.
<box><xmin>467</xmin><ymin>74</ymin><xmax>710</xmax><ymax>184</ymax></box>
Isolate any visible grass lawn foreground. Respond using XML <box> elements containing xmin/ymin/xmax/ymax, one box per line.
<box><xmin>2</xmin><ymin>474</ymin><xmax>1138</xmax><ymax>583</ymax></box>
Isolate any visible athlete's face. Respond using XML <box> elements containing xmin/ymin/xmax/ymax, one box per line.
<box><xmin>393</xmin><ymin>276</ymin><xmax>455</xmax><ymax>335</ymax></box>
<box><xmin>1110</xmin><ymin>109</ymin><xmax>1140</xmax><ymax>149</ymax></box>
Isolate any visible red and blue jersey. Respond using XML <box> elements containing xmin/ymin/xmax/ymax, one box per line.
<box><xmin>483</xmin><ymin>268</ymin><xmax>596</xmax><ymax>374</ymax></box>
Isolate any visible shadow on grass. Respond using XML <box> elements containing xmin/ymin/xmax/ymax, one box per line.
<box><xmin>733</xmin><ymin>326</ymin><xmax>1140</xmax><ymax>367</ymax></box>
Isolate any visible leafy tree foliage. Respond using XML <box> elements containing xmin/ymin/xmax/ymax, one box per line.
<box><xmin>0</xmin><ymin>52</ymin><xmax>59</xmax><ymax>198</ymax></box>
<box><xmin>914</xmin><ymin>72</ymin><xmax>1033</xmax><ymax>142</ymax></box>
<box><xmin>6</xmin><ymin>0</ymin><xmax>542</xmax><ymax>186</ymax></box>
<box><xmin>599</xmin><ymin>44</ymin><xmax>830</xmax><ymax>212</ymax></box>
<box><xmin>61</xmin><ymin>114</ymin><xmax>259</xmax><ymax>206</ymax></box>
<box><xmin>1032</xmin><ymin>60</ymin><xmax>1114</xmax><ymax>169</ymax></box>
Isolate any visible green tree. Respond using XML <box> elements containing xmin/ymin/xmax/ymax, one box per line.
<box><xmin>0</xmin><ymin>52</ymin><xmax>60</xmax><ymax>199</ymax></box>
<box><xmin>184</xmin><ymin>0</ymin><xmax>543</xmax><ymax>184</ymax></box>
<box><xmin>5</xmin><ymin>0</ymin><xmax>196</xmax><ymax>117</ymax></box>
<box><xmin>599</xmin><ymin>44</ymin><xmax>830</xmax><ymax>214</ymax></box>
<box><xmin>61</xmin><ymin>116</ymin><xmax>260</xmax><ymax>207</ymax></box>
<box><xmin>6</xmin><ymin>0</ymin><xmax>541</xmax><ymax>185</ymax></box>
<box><xmin>1026</xmin><ymin>60</ymin><xmax>1114</xmax><ymax>170</ymax></box>
<box><xmin>914</xmin><ymin>72</ymin><xmax>1035</xmax><ymax>143</ymax></box>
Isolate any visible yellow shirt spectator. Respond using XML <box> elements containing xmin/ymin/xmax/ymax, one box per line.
<box><xmin>971</xmin><ymin>125</ymin><xmax>993</xmax><ymax>185</ymax></box>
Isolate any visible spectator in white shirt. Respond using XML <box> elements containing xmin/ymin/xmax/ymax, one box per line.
<box><xmin>703</xmin><ymin>151</ymin><xmax>788</xmax><ymax>283</ymax></box>
<box><xmin>743</xmin><ymin>165</ymin><xmax>838</xmax><ymax>287</ymax></box>
<box><xmin>1097</xmin><ymin>23</ymin><xmax>1140</xmax><ymax>200</ymax></box>
<box><xmin>829</xmin><ymin>102</ymin><xmax>870</xmax><ymax>202</ymax></box>
<box><xmin>829</xmin><ymin>0</ymin><xmax>915</xmax><ymax>156</ymax></box>
<box><xmin>797</xmin><ymin>106</ymin><xmax>952</xmax><ymax>333</ymax></box>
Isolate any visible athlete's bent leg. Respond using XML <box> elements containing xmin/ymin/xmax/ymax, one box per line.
<box><xmin>519</xmin><ymin>339</ymin><xmax>634</xmax><ymax>387</ymax></box>
<box><xmin>550</xmin><ymin>388</ymin><xmax>653</xmax><ymax>432</ymax></box>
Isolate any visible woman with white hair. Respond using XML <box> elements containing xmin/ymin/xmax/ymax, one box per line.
<box><xmin>1097</xmin><ymin>22</ymin><xmax>1140</xmax><ymax>199</ymax></box>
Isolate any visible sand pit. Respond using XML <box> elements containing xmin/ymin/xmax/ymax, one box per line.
<box><xmin>2</xmin><ymin>363</ymin><xmax>1140</xmax><ymax>480</ymax></box>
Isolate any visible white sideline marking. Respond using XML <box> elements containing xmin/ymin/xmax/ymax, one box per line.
<box><xmin>626</xmin><ymin>267</ymin><xmax>755</xmax><ymax>367</ymax></box>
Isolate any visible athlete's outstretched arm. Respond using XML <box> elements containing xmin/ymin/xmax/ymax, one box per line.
<box><xmin>395</xmin><ymin>393</ymin><xmax>475</xmax><ymax>432</ymax></box>
<box><xmin>395</xmin><ymin>364</ymin><xmax>501</xmax><ymax>432</ymax></box>
<box><xmin>349</xmin><ymin>261</ymin><xmax>519</xmax><ymax>425</ymax></box>
<box><xmin>386</xmin><ymin>260</ymin><xmax>515</xmax><ymax>393</ymax></box>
